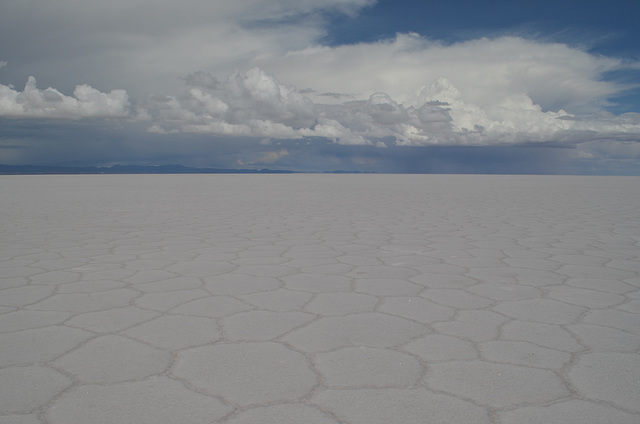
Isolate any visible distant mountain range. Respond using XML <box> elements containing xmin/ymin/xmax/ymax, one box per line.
<box><xmin>0</xmin><ymin>164</ymin><xmax>373</xmax><ymax>175</ymax></box>
<box><xmin>0</xmin><ymin>164</ymin><xmax>300</xmax><ymax>175</ymax></box>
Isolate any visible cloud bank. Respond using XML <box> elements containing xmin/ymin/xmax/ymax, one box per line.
<box><xmin>2</xmin><ymin>35</ymin><xmax>639</xmax><ymax>153</ymax></box>
<box><xmin>144</xmin><ymin>35</ymin><xmax>640</xmax><ymax>148</ymax></box>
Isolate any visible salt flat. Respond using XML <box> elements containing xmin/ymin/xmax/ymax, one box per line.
<box><xmin>1</xmin><ymin>174</ymin><xmax>639</xmax><ymax>423</ymax></box>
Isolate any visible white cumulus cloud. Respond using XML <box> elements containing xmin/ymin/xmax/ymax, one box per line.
<box><xmin>0</xmin><ymin>77</ymin><xmax>131</xmax><ymax>119</ymax></box>
<box><xmin>146</xmin><ymin>62</ymin><xmax>640</xmax><ymax>148</ymax></box>
<box><xmin>266</xmin><ymin>34</ymin><xmax>630</xmax><ymax>114</ymax></box>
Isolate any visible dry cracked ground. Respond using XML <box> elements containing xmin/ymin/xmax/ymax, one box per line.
<box><xmin>1</xmin><ymin>174</ymin><xmax>639</xmax><ymax>424</ymax></box>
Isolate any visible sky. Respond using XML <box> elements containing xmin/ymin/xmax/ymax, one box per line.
<box><xmin>1</xmin><ymin>0</ymin><xmax>640</xmax><ymax>174</ymax></box>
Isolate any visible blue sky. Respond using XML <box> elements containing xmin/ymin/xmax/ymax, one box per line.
<box><xmin>1</xmin><ymin>0</ymin><xmax>639</xmax><ymax>174</ymax></box>
<box><xmin>328</xmin><ymin>1</ymin><xmax>640</xmax><ymax>55</ymax></box>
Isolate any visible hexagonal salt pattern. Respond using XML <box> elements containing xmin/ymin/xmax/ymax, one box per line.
<box><xmin>172</xmin><ymin>342</ymin><xmax>317</xmax><ymax>406</ymax></box>
<box><xmin>227</xmin><ymin>404</ymin><xmax>340</xmax><ymax>424</ymax></box>
<box><xmin>0</xmin><ymin>366</ymin><xmax>72</xmax><ymax>414</ymax></box>
<box><xmin>311</xmin><ymin>388</ymin><xmax>491</xmax><ymax>424</ymax></box>
<box><xmin>2</xmin><ymin>174</ymin><xmax>640</xmax><ymax>423</ymax></box>
<box><xmin>46</xmin><ymin>377</ymin><xmax>232</xmax><ymax>424</ymax></box>
<box><xmin>568</xmin><ymin>352</ymin><xmax>640</xmax><ymax>413</ymax></box>
<box><xmin>51</xmin><ymin>335</ymin><xmax>171</xmax><ymax>383</ymax></box>
<box><xmin>426</xmin><ymin>361</ymin><xmax>571</xmax><ymax>408</ymax></box>
<box><xmin>497</xmin><ymin>399</ymin><xmax>640</xmax><ymax>424</ymax></box>
<box><xmin>313</xmin><ymin>347</ymin><xmax>423</xmax><ymax>387</ymax></box>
